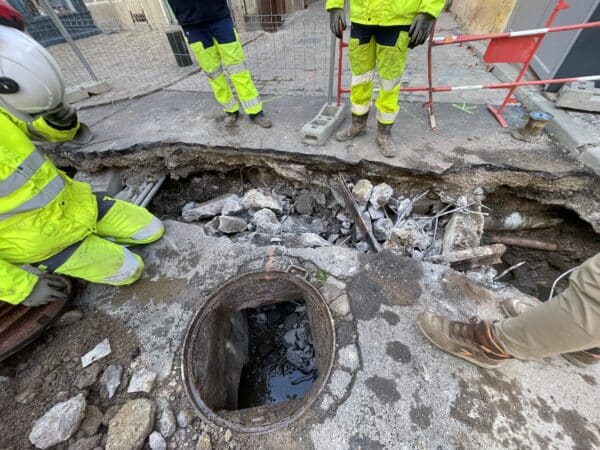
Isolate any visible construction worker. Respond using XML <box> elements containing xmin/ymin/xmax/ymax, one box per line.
<box><xmin>166</xmin><ymin>0</ymin><xmax>272</xmax><ymax>128</ymax></box>
<box><xmin>419</xmin><ymin>253</ymin><xmax>600</xmax><ymax>368</ymax></box>
<box><xmin>327</xmin><ymin>0</ymin><xmax>445</xmax><ymax>157</ymax></box>
<box><xmin>0</xmin><ymin>20</ymin><xmax>164</xmax><ymax>307</ymax></box>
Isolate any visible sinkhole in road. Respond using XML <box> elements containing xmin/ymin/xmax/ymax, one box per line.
<box><xmin>182</xmin><ymin>270</ymin><xmax>335</xmax><ymax>433</ymax></box>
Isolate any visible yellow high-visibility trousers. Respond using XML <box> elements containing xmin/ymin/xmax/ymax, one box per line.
<box><xmin>185</xmin><ymin>17</ymin><xmax>263</xmax><ymax>115</ymax></box>
<box><xmin>349</xmin><ymin>24</ymin><xmax>410</xmax><ymax>125</ymax></box>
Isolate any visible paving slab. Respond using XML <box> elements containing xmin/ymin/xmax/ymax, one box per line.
<box><xmin>73</xmin><ymin>220</ymin><xmax>600</xmax><ymax>448</ymax></box>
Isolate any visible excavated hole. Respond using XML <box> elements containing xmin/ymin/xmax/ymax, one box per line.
<box><xmin>182</xmin><ymin>271</ymin><xmax>334</xmax><ymax>433</ymax></box>
<box><xmin>149</xmin><ymin>167</ymin><xmax>600</xmax><ymax>302</ymax></box>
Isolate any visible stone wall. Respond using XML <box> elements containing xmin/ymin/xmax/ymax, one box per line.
<box><xmin>450</xmin><ymin>0</ymin><xmax>517</xmax><ymax>34</ymax></box>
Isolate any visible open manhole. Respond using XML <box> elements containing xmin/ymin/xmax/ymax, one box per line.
<box><xmin>182</xmin><ymin>268</ymin><xmax>335</xmax><ymax>433</ymax></box>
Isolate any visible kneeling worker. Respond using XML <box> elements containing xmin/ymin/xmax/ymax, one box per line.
<box><xmin>166</xmin><ymin>0</ymin><xmax>272</xmax><ymax>128</ymax></box>
<box><xmin>0</xmin><ymin>21</ymin><xmax>164</xmax><ymax>307</ymax></box>
<box><xmin>327</xmin><ymin>0</ymin><xmax>445</xmax><ymax>157</ymax></box>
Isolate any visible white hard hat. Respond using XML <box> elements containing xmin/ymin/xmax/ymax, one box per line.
<box><xmin>0</xmin><ymin>25</ymin><xmax>65</xmax><ymax>116</ymax></box>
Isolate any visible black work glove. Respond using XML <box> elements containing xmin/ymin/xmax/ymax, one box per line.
<box><xmin>329</xmin><ymin>8</ymin><xmax>346</xmax><ymax>39</ymax></box>
<box><xmin>43</xmin><ymin>103</ymin><xmax>78</xmax><ymax>130</ymax></box>
<box><xmin>409</xmin><ymin>13</ymin><xmax>435</xmax><ymax>49</ymax></box>
<box><xmin>23</xmin><ymin>274</ymin><xmax>70</xmax><ymax>307</ymax></box>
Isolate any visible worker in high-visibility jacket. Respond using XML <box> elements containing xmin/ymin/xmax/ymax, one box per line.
<box><xmin>327</xmin><ymin>0</ymin><xmax>445</xmax><ymax>157</ymax></box>
<box><xmin>165</xmin><ymin>0</ymin><xmax>272</xmax><ymax>129</ymax></box>
<box><xmin>0</xmin><ymin>24</ymin><xmax>164</xmax><ymax>307</ymax></box>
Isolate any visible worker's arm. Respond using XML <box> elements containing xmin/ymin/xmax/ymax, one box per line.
<box><xmin>0</xmin><ymin>106</ymin><xmax>80</xmax><ymax>143</ymax></box>
<box><xmin>325</xmin><ymin>0</ymin><xmax>344</xmax><ymax>11</ymax></box>
<box><xmin>0</xmin><ymin>259</ymin><xmax>39</xmax><ymax>305</ymax></box>
<box><xmin>418</xmin><ymin>0</ymin><xmax>446</xmax><ymax>18</ymax></box>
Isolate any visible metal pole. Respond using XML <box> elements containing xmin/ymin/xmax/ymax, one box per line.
<box><xmin>327</xmin><ymin>31</ymin><xmax>336</xmax><ymax>104</ymax></box>
<box><xmin>38</xmin><ymin>0</ymin><xmax>99</xmax><ymax>82</ymax></box>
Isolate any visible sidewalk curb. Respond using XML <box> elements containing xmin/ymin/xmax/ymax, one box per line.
<box><xmin>470</xmin><ymin>42</ymin><xmax>600</xmax><ymax>176</ymax></box>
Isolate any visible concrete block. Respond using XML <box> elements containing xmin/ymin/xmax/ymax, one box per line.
<box><xmin>86</xmin><ymin>80</ymin><xmax>111</xmax><ymax>95</ymax></box>
<box><xmin>577</xmin><ymin>146</ymin><xmax>600</xmax><ymax>177</ymax></box>
<box><xmin>65</xmin><ymin>86</ymin><xmax>90</xmax><ymax>104</ymax></box>
<box><xmin>302</xmin><ymin>103</ymin><xmax>346</xmax><ymax>146</ymax></box>
<box><xmin>74</xmin><ymin>168</ymin><xmax>124</xmax><ymax>196</ymax></box>
<box><xmin>556</xmin><ymin>82</ymin><xmax>600</xmax><ymax>113</ymax></box>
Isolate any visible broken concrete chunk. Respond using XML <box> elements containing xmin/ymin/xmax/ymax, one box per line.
<box><xmin>158</xmin><ymin>407</ymin><xmax>177</xmax><ymax>438</ymax></box>
<box><xmin>148</xmin><ymin>431</ymin><xmax>167</xmax><ymax>450</ymax></box>
<box><xmin>283</xmin><ymin>329</ymin><xmax>297</xmax><ymax>347</ymax></box>
<box><xmin>81</xmin><ymin>339</ymin><xmax>111</xmax><ymax>368</ymax></box>
<box><xmin>351</xmin><ymin>179</ymin><xmax>373</xmax><ymax>207</ymax></box>
<box><xmin>319</xmin><ymin>276</ymin><xmax>346</xmax><ymax>303</ymax></box>
<box><xmin>127</xmin><ymin>369</ymin><xmax>157</xmax><ymax>394</ymax></box>
<box><xmin>252</xmin><ymin>208</ymin><xmax>281</xmax><ymax>234</ymax></box>
<box><xmin>29</xmin><ymin>394</ymin><xmax>86</xmax><ymax>449</ymax></box>
<box><xmin>99</xmin><ymin>364</ymin><xmax>123</xmax><ymax>400</ymax></box>
<box><xmin>368</xmin><ymin>206</ymin><xmax>385</xmax><ymax>221</ymax></box>
<box><xmin>221</xmin><ymin>195</ymin><xmax>244</xmax><ymax>216</ymax></box>
<box><xmin>203</xmin><ymin>217</ymin><xmax>220</xmax><ymax>236</ymax></box>
<box><xmin>281</xmin><ymin>216</ymin><xmax>311</xmax><ymax>234</ymax></box>
<box><xmin>384</xmin><ymin>220</ymin><xmax>431</xmax><ymax>255</ymax></box>
<box><xmin>217</xmin><ymin>216</ymin><xmax>247</xmax><ymax>234</ymax></box>
<box><xmin>196</xmin><ymin>433</ymin><xmax>212</xmax><ymax>450</ymax></box>
<box><xmin>182</xmin><ymin>194</ymin><xmax>239</xmax><ymax>222</ymax></box>
<box><xmin>74</xmin><ymin>168</ymin><xmax>123</xmax><ymax>197</ymax></box>
<box><xmin>86</xmin><ymin>80</ymin><xmax>111</xmax><ymax>95</ymax></box>
<box><xmin>241</xmin><ymin>189</ymin><xmax>282</xmax><ymax>213</ymax></box>
<box><xmin>106</xmin><ymin>399</ymin><xmax>156</xmax><ymax>450</ymax></box>
<box><xmin>295</xmin><ymin>193</ymin><xmax>313</xmax><ymax>215</ymax></box>
<box><xmin>68</xmin><ymin>434</ymin><xmax>102</xmax><ymax>450</ymax></box>
<box><xmin>176</xmin><ymin>410</ymin><xmax>191</xmax><ymax>428</ymax></box>
<box><xmin>370</xmin><ymin>183</ymin><xmax>393</xmax><ymax>208</ymax></box>
<box><xmin>74</xmin><ymin>362</ymin><xmax>101</xmax><ymax>390</ymax></box>
<box><xmin>373</xmin><ymin>218</ymin><xmax>393</xmax><ymax>241</ymax></box>
<box><xmin>297</xmin><ymin>233</ymin><xmax>331</xmax><ymax>248</ymax></box>
<box><xmin>338</xmin><ymin>344</ymin><xmax>360</xmax><ymax>371</ymax></box>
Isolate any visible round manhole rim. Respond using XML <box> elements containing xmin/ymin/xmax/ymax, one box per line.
<box><xmin>181</xmin><ymin>269</ymin><xmax>336</xmax><ymax>434</ymax></box>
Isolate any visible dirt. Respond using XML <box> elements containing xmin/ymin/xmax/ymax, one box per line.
<box><xmin>0</xmin><ymin>310</ymin><xmax>141</xmax><ymax>450</ymax></box>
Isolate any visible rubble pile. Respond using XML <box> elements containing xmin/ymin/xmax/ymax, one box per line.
<box><xmin>180</xmin><ymin>178</ymin><xmax>500</xmax><ymax>265</ymax></box>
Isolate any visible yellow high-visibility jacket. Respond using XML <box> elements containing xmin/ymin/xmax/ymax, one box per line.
<box><xmin>325</xmin><ymin>0</ymin><xmax>446</xmax><ymax>26</ymax></box>
<box><xmin>0</xmin><ymin>109</ymin><xmax>97</xmax><ymax>304</ymax></box>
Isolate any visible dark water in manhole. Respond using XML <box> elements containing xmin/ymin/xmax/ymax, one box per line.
<box><xmin>238</xmin><ymin>301</ymin><xmax>318</xmax><ymax>409</ymax></box>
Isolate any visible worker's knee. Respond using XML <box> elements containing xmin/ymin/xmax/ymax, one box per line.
<box><xmin>130</xmin><ymin>216</ymin><xmax>165</xmax><ymax>245</ymax></box>
<box><xmin>103</xmin><ymin>250</ymin><xmax>145</xmax><ymax>286</ymax></box>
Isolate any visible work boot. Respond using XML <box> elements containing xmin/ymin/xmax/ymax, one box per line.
<box><xmin>375</xmin><ymin>122</ymin><xmax>397</xmax><ymax>158</ymax></box>
<box><xmin>501</xmin><ymin>299</ymin><xmax>600</xmax><ymax>368</ymax></box>
<box><xmin>335</xmin><ymin>113</ymin><xmax>368</xmax><ymax>142</ymax></box>
<box><xmin>418</xmin><ymin>311</ymin><xmax>513</xmax><ymax>369</ymax></box>
<box><xmin>224</xmin><ymin>111</ymin><xmax>239</xmax><ymax>127</ymax></box>
<box><xmin>250</xmin><ymin>111</ymin><xmax>272</xmax><ymax>128</ymax></box>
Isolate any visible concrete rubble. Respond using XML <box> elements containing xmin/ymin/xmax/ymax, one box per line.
<box><xmin>29</xmin><ymin>394</ymin><xmax>87</xmax><ymax>449</ymax></box>
<box><xmin>99</xmin><ymin>364</ymin><xmax>123</xmax><ymax>399</ymax></box>
<box><xmin>127</xmin><ymin>368</ymin><xmax>157</xmax><ymax>393</ymax></box>
<box><xmin>106</xmin><ymin>398</ymin><xmax>156</xmax><ymax>450</ymax></box>
<box><xmin>81</xmin><ymin>339</ymin><xmax>111</xmax><ymax>368</ymax></box>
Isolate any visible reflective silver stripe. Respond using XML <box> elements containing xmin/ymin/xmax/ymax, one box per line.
<box><xmin>131</xmin><ymin>216</ymin><xmax>163</xmax><ymax>241</ymax></box>
<box><xmin>205</xmin><ymin>66</ymin><xmax>224</xmax><ymax>80</ymax></box>
<box><xmin>351</xmin><ymin>70</ymin><xmax>375</xmax><ymax>86</ymax></box>
<box><xmin>380</xmin><ymin>76</ymin><xmax>402</xmax><ymax>92</ymax></box>
<box><xmin>241</xmin><ymin>97</ymin><xmax>261</xmax><ymax>110</ymax></box>
<box><xmin>102</xmin><ymin>248</ymin><xmax>141</xmax><ymax>283</ymax></box>
<box><xmin>351</xmin><ymin>102</ymin><xmax>370</xmax><ymax>115</ymax></box>
<box><xmin>225</xmin><ymin>62</ymin><xmax>247</xmax><ymax>75</ymax></box>
<box><xmin>0</xmin><ymin>174</ymin><xmax>65</xmax><ymax>221</ymax></box>
<box><xmin>0</xmin><ymin>150</ymin><xmax>45</xmax><ymax>196</ymax></box>
<box><xmin>376</xmin><ymin>109</ymin><xmax>398</xmax><ymax>123</ymax></box>
<box><xmin>223</xmin><ymin>97</ymin><xmax>238</xmax><ymax>110</ymax></box>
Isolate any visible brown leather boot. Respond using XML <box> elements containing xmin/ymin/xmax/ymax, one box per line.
<box><xmin>335</xmin><ymin>113</ymin><xmax>368</xmax><ymax>142</ymax></box>
<box><xmin>418</xmin><ymin>311</ymin><xmax>512</xmax><ymax>369</ymax></box>
<box><xmin>501</xmin><ymin>298</ymin><xmax>600</xmax><ymax>367</ymax></box>
<box><xmin>375</xmin><ymin>122</ymin><xmax>397</xmax><ymax>158</ymax></box>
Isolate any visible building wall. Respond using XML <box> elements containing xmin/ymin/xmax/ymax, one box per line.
<box><xmin>450</xmin><ymin>0</ymin><xmax>517</xmax><ymax>34</ymax></box>
<box><xmin>84</xmin><ymin>0</ymin><xmax>171</xmax><ymax>31</ymax></box>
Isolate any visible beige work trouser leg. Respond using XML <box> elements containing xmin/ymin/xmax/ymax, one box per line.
<box><xmin>493</xmin><ymin>252</ymin><xmax>600</xmax><ymax>360</ymax></box>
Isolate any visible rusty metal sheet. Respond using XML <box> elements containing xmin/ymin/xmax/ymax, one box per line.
<box><xmin>0</xmin><ymin>299</ymin><xmax>69</xmax><ymax>362</ymax></box>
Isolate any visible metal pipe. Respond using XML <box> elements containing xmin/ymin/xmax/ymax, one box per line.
<box><xmin>489</xmin><ymin>235</ymin><xmax>560</xmax><ymax>251</ymax></box>
<box><xmin>38</xmin><ymin>0</ymin><xmax>99</xmax><ymax>82</ymax></box>
<box><xmin>327</xmin><ymin>30</ymin><xmax>336</xmax><ymax>104</ymax></box>
<box><xmin>140</xmin><ymin>175</ymin><xmax>167</xmax><ymax>208</ymax></box>
<box><xmin>133</xmin><ymin>182</ymin><xmax>154</xmax><ymax>206</ymax></box>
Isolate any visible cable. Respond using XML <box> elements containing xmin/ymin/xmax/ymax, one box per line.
<box><xmin>548</xmin><ymin>266</ymin><xmax>580</xmax><ymax>301</ymax></box>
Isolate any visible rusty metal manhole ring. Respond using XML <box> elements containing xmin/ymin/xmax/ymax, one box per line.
<box><xmin>182</xmin><ymin>269</ymin><xmax>336</xmax><ymax>433</ymax></box>
<box><xmin>0</xmin><ymin>299</ymin><xmax>69</xmax><ymax>362</ymax></box>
